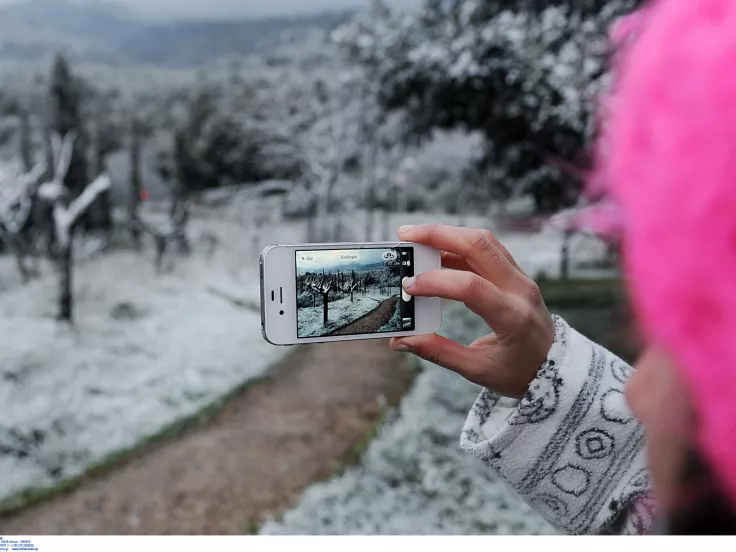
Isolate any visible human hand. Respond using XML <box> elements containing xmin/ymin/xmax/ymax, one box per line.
<box><xmin>391</xmin><ymin>224</ymin><xmax>555</xmax><ymax>399</ymax></box>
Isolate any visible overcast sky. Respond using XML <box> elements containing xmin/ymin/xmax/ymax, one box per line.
<box><xmin>0</xmin><ymin>0</ymin><xmax>421</xmax><ymax>20</ymax></box>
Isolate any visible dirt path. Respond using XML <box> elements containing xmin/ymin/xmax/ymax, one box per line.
<box><xmin>329</xmin><ymin>297</ymin><xmax>399</xmax><ymax>336</ymax></box>
<box><xmin>0</xmin><ymin>340</ymin><xmax>416</xmax><ymax>535</ymax></box>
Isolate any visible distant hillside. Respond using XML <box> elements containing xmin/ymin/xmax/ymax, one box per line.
<box><xmin>113</xmin><ymin>12</ymin><xmax>351</xmax><ymax>67</ymax></box>
<box><xmin>0</xmin><ymin>0</ymin><xmax>352</xmax><ymax>67</ymax></box>
<box><xmin>298</xmin><ymin>261</ymin><xmax>389</xmax><ymax>275</ymax></box>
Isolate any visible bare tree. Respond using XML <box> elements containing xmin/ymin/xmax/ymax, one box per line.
<box><xmin>130</xmin><ymin>217</ymin><xmax>183</xmax><ymax>275</ymax></box>
<box><xmin>265</xmin><ymin>76</ymin><xmax>362</xmax><ymax>242</ymax></box>
<box><xmin>37</xmin><ymin>132</ymin><xmax>111</xmax><ymax>322</ymax></box>
<box><xmin>151</xmin><ymin>134</ymin><xmax>192</xmax><ymax>255</ymax></box>
<box><xmin>339</xmin><ymin>269</ymin><xmax>361</xmax><ymax>303</ymax></box>
<box><xmin>0</xmin><ymin>162</ymin><xmax>47</xmax><ymax>282</ymax></box>
<box><xmin>305</xmin><ymin>272</ymin><xmax>333</xmax><ymax>328</ymax></box>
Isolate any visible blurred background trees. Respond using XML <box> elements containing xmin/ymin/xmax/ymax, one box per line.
<box><xmin>335</xmin><ymin>0</ymin><xmax>642</xmax><ymax>213</ymax></box>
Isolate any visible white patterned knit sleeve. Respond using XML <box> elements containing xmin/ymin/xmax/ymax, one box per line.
<box><xmin>460</xmin><ymin>316</ymin><xmax>656</xmax><ymax>535</ymax></box>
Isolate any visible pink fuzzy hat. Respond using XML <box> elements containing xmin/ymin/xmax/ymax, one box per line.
<box><xmin>597</xmin><ymin>0</ymin><xmax>736</xmax><ymax>504</ymax></box>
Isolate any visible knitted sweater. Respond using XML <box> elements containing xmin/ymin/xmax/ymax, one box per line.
<box><xmin>460</xmin><ymin>316</ymin><xmax>657</xmax><ymax>535</ymax></box>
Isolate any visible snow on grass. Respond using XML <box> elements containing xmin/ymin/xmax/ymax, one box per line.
<box><xmin>379</xmin><ymin>299</ymin><xmax>403</xmax><ymax>333</ymax></box>
<box><xmin>298</xmin><ymin>290</ymin><xmax>396</xmax><ymax>338</ymax></box>
<box><xmin>261</xmin><ymin>302</ymin><xmax>554</xmax><ymax>535</ymax></box>
<box><xmin>0</xmin><ymin>236</ymin><xmax>287</xmax><ymax>504</ymax></box>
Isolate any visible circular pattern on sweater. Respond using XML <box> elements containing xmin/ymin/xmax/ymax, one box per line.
<box><xmin>552</xmin><ymin>465</ymin><xmax>591</xmax><ymax>497</ymax></box>
<box><xmin>601</xmin><ymin>389</ymin><xmax>633</xmax><ymax>425</ymax></box>
<box><xmin>611</xmin><ymin>360</ymin><xmax>634</xmax><ymax>385</ymax></box>
<box><xmin>575</xmin><ymin>428</ymin><xmax>615</xmax><ymax>460</ymax></box>
<box><xmin>531</xmin><ymin>493</ymin><xmax>569</xmax><ymax>519</ymax></box>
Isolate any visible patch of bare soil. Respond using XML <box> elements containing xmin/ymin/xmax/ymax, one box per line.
<box><xmin>329</xmin><ymin>297</ymin><xmax>399</xmax><ymax>336</ymax></box>
<box><xmin>0</xmin><ymin>340</ymin><xmax>416</xmax><ymax>535</ymax></box>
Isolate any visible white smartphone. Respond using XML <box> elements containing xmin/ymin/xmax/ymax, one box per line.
<box><xmin>260</xmin><ymin>242</ymin><xmax>442</xmax><ymax>345</ymax></box>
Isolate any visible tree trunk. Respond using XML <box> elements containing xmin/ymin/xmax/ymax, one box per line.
<box><xmin>325</xmin><ymin>172</ymin><xmax>342</xmax><ymax>241</ymax></box>
<box><xmin>365</xmin><ymin>205</ymin><xmax>374</xmax><ymax>242</ymax></box>
<box><xmin>57</xmin><ymin>244</ymin><xmax>73</xmax><ymax>322</ymax></box>
<box><xmin>7</xmin><ymin>238</ymin><xmax>31</xmax><ymax>284</ymax></box>
<box><xmin>16</xmin><ymin>257</ymin><xmax>31</xmax><ymax>284</ymax></box>
<box><xmin>15</xmin><ymin>256</ymin><xmax>30</xmax><ymax>284</ymax></box>
<box><xmin>306</xmin><ymin>214</ymin><xmax>317</xmax><ymax>243</ymax></box>
<box><xmin>381</xmin><ymin>207</ymin><xmax>390</xmax><ymax>241</ymax></box>
<box><xmin>129</xmin><ymin>130</ymin><xmax>142</xmax><ymax>249</ymax></box>
<box><xmin>322</xmin><ymin>292</ymin><xmax>329</xmax><ymax>327</ymax></box>
<box><xmin>170</xmin><ymin>188</ymin><xmax>190</xmax><ymax>254</ymax></box>
<box><xmin>251</xmin><ymin>227</ymin><xmax>261</xmax><ymax>261</ymax></box>
<box><xmin>457</xmin><ymin>188</ymin><xmax>468</xmax><ymax>228</ymax></box>
<box><xmin>364</xmin><ymin>140</ymin><xmax>378</xmax><ymax>241</ymax></box>
<box><xmin>42</xmin><ymin>125</ymin><xmax>56</xmax><ymax>182</ymax></box>
<box><xmin>333</xmin><ymin>215</ymin><xmax>344</xmax><ymax>241</ymax></box>
<box><xmin>19</xmin><ymin>109</ymin><xmax>33</xmax><ymax>173</ymax></box>
<box><xmin>317</xmin><ymin>176</ymin><xmax>336</xmax><ymax>242</ymax></box>
<box><xmin>605</xmin><ymin>243</ymin><xmax>619</xmax><ymax>267</ymax></box>
<box><xmin>154</xmin><ymin>235</ymin><xmax>170</xmax><ymax>275</ymax></box>
<box><xmin>560</xmin><ymin>229</ymin><xmax>572</xmax><ymax>280</ymax></box>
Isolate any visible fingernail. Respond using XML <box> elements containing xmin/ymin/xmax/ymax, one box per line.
<box><xmin>393</xmin><ymin>343</ymin><xmax>410</xmax><ymax>353</ymax></box>
<box><xmin>403</xmin><ymin>276</ymin><xmax>416</xmax><ymax>290</ymax></box>
<box><xmin>399</xmin><ymin>225</ymin><xmax>415</xmax><ymax>235</ymax></box>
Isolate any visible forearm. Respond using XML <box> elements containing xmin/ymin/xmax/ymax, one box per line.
<box><xmin>460</xmin><ymin>316</ymin><xmax>655</xmax><ymax>535</ymax></box>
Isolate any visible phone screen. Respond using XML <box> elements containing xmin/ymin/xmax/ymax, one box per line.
<box><xmin>295</xmin><ymin>247</ymin><xmax>415</xmax><ymax>339</ymax></box>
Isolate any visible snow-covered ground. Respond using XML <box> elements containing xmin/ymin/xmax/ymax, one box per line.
<box><xmin>0</xmin><ymin>212</ymin><xmax>291</xmax><ymax>504</ymax></box>
<box><xmin>298</xmin><ymin>291</ymin><xmax>397</xmax><ymax>337</ymax></box>
<box><xmin>261</xmin><ymin>302</ymin><xmax>554</xmax><ymax>535</ymax></box>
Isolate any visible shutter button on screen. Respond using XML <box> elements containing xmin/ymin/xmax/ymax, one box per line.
<box><xmin>402</xmin><ymin>277</ymin><xmax>412</xmax><ymax>302</ymax></box>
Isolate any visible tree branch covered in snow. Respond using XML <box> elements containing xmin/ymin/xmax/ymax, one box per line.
<box><xmin>0</xmin><ymin>163</ymin><xmax>45</xmax><ymax>233</ymax></box>
<box><xmin>260</xmin><ymin>73</ymin><xmax>364</xmax><ymax>241</ymax></box>
<box><xmin>37</xmin><ymin>133</ymin><xmax>111</xmax><ymax>248</ymax></box>
<box><xmin>0</xmin><ymin>157</ymin><xmax>50</xmax><ymax>283</ymax></box>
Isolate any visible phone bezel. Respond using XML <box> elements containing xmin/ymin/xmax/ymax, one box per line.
<box><xmin>260</xmin><ymin>242</ymin><xmax>442</xmax><ymax>346</ymax></box>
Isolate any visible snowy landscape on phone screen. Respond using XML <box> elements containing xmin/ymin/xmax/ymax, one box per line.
<box><xmin>296</xmin><ymin>248</ymin><xmax>412</xmax><ymax>338</ymax></box>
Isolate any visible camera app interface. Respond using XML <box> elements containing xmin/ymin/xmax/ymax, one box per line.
<box><xmin>296</xmin><ymin>247</ymin><xmax>415</xmax><ymax>338</ymax></box>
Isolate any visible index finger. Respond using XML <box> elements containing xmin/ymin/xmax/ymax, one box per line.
<box><xmin>399</xmin><ymin>224</ymin><xmax>524</xmax><ymax>286</ymax></box>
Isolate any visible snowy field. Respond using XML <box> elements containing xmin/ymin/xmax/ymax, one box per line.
<box><xmin>0</xmin><ymin>210</ymin><xmax>292</xmax><ymax>504</ymax></box>
<box><xmin>297</xmin><ymin>292</ymin><xmax>397</xmax><ymax>338</ymax></box>
<box><xmin>262</xmin><ymin>302</ymin><xmax>554</xmax><ymax>535</ymax></box>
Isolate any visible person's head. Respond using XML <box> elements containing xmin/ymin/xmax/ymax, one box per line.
<box><xmin>626</xmin><ymin>348</ymin><xmax>736</xmax><ymax>533</ymax></box>
<box><xmin>592</xmin><ymin>0</ymin><xmax>736</xmax><ymax>532</ymax></box>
